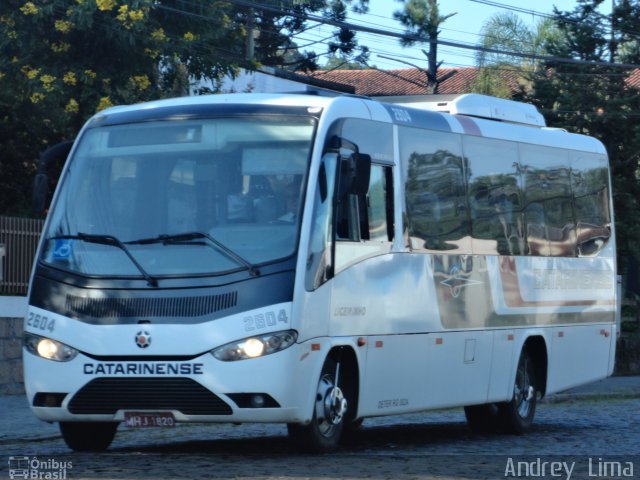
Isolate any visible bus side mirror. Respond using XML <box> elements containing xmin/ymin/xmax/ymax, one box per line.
<box><xmin>339</xmin><ymin>152</ymin><xmax>371</xmax><ymax>198</ymax></box>
<box><xmin>352</xmin><ymin>152</ymin><xmax>371</xmax><ymax>196</ymax></box>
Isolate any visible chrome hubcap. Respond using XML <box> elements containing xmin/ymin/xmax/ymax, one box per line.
<box><xmin>514</xmin><ymin>362</ymin><xmax>534</xmax><ymax>418</ymax></box>
<box><xmin>315</xmin><ymin>374</ymin><xmax>348</xmax><ymax>437</ymax></box>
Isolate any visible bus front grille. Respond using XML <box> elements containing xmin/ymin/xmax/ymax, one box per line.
<box><xmin>65</xmin><ymin>291</ymin><xmax>238</xmax><ymax>319</ymax></box>
<box><xmin>68</xmin><ymin>378</ymin><xmax>233</xmax><ymax>415</ymax></box>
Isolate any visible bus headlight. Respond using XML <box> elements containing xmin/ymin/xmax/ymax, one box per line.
<box><xmin>211</xmin><ymin>330</ymin><xmax>297</xmax><ymax>361</ymax></box>
<box><xmin>24</xmin><ymin>333</ymin><xmax>78</xmax><ymax>362</ymax></box>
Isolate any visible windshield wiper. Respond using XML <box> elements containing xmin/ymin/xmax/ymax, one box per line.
<box><xmin>127</xmin><ymin>231</ymin><xmax>260</xmax><ymax>277</ymax></box>
<box><xmin>49</xmin><ymin>233</ymin><xmax>159</xmax><ymax>287</ymax></box>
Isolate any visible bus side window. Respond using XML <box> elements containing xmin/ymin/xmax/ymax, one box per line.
<box><xmin>400</xmin><ymin>126</ymin><xmax>469</xmax><ymax>253</ymax></box>
<box><xmin>336</xmin><ymin>191</ymin><xmax>361</xmax><ymax>241</ymax></box>
<box><xmin>305</xmin><ymin>155</ymin><xmax>338</xmax><ymax>291</ymax></box>
<box><xmin>367</xmin><ymin>166</ymin><xmax>394</xmax><ymax>242</ymax></box>
<box><xmin>333</xmin><ymin>163</ymin><xmax>394</xmax><ymax>273</ymax></box>
<box><xmin>337</xmin><ymin>164</ymin><xmax>393</xmax><ymax>242</ymax></box>
<box><xmin>464</xmin><ymin>136</ymin><xmax>525</xmax><ymax>256</ymax></box>
<box><xmin>520</xmin><ymin>145</ymin><xmax>576</xmax><ymax>257</ymax></box>
<box><xmin>571</xmin><ymin>152</ymin><xmax>611</xmax><ymax>256</ymax></box>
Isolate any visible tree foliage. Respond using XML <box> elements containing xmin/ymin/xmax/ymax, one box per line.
<box><xmin>240</xmin><ymin>0</ymin><xmax>370</xmax><ymax>71</ymax></box>
<box><xmin>476</xmin><ymin>12</ymin><xmax>560</xmax><ymax>69</ymax></box>
<box><xmin>0</xmin><ymin>0</ymin><xmax>244</xmax><ymax>215</ymax></box>
<box><xmin>0</xmin><ymin>0</ymin><xmax>371</xmax><ymax>215</ymax></box>
<box><xmin>471</xmin><ymin>12</ymin><xmax>560</xmax><ymax>97</ymax></box>
<box><xmin>322</xmin><ymin>52</ymin><xmax>369</xmax><ymax>70</ymax></box>
<box><xmin>393</xmin><ymin>0</ymin><xmax>457</xmax><ymax>93</ymax></box>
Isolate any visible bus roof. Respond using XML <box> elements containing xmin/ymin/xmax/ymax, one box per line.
<box><xmin>93</xmin><ymin>93</ymin><xmax>606</xmax><ymax>156</ymax></box>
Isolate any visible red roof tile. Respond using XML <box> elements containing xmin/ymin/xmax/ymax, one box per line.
<box><xmin>627</xmin><ymin>68</ymin><xmax>640</xmax><ymax>89</ymax></box>
<box><xmin>308</xmin><ymin>67</ymin><xmax>502</xmax><ymax>96</ymax></box>
<box><xmin>308</xmin><ymin>67</ymin><xmax>640</xmax><ymax>96</ymax></box>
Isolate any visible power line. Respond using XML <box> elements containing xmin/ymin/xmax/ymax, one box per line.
<box><xmin>468</xmin><ymin>0</ymin><xmax>640</xmax><ymax>41</ymax></box>
<box><xmin>222</xmin><ymin>0</ymin><xmax>640</xmax><ymax>69</ymax></box>
<box><xmin>43</xmin><ymin>0</ymin><xmax>640</xmax><ymax>74</ymax></box>
<box><xmin>467</xmin><ymin>0</ymin><xmax>557</xmax><ymax>21</ymax></box>
<box><xmin>158</xmin><ymin>0</ymin><xmax>640</xmax><ymax>71</ymax></box>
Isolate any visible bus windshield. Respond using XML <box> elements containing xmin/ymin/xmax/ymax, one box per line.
<box><xmin>41</xmin><ymin>115</ymin><xmax>315</xmax><ymax>278</ymax></box>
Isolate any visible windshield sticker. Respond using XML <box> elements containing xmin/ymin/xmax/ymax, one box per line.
<box><xmin>52</xmin><ymin>239</ymin><xmax>73</xmax><ymax>260</ymax></box>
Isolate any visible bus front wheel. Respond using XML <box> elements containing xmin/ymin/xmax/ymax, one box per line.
<box><xmin>288</xmin><ymin>357</ymin><xmax>347</xmax><ymax>452</ymax></box>
<box><xmin>60</xmin><ymin>421</ymin><xmax>118</xmax><ymax>451</ymax></box>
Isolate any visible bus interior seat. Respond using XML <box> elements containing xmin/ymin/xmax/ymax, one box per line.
<box><xmin>254</xmin><ymin>195</ymin><xmax>280</xmax><ymax>222</ymax></box>
<box><xmin>227</xmin><ymin>193</ymin><xmax>254</xmax><ymax>223</ymax></box>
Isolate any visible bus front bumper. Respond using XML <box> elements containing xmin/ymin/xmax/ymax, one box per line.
<box><xmin>23</xmin><ymin>340</ymin><xmax>325</xmax><ymax>425</ymax></box>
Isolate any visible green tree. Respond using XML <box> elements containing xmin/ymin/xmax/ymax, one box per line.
<box><xmin>0</xmin><ymin>0</ymin><xmax>374</xmax><ymax>216</ymax></box>
<box><xmin>476</xmin><ymin>12</ymin><xmax>559</xmax><ymax>69</ymax></box>
<box><xmin>0</xmin><ymin>0</ymin><xmax>243</xmax><ymax>215</ymax></box>
<box><xmin>322</xmin><ymin>52</ymin><xmax>369</xmax><ymax>70</ymax></box>
<box><xmin>241</xmin><ymin>0</ymin><xmax>370</xmax><ymax>71</ymax></box>
<box><xmin>526</xmin><ymin>0</ymin><xmax>640</xmax><ymax>286</ymax></box>
<box><xmin>472</xmin><ymin>12</ymin><xmax>560</xmax><ymax>97</ymax></box>
<box><xmin>393</xmin><ymin>0</ymin><xmax>457</xmax><ymax>93</ymax></box>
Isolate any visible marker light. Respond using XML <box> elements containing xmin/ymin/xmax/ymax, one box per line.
<box><xmin>24</xmin><ymin>333</ymin><xmax>78</xmax><ymax>362</ymax></box>
<box><xmin>212</xmin><ymin>330</ymin><xmax>297</xmax><ymax>362</ymax></box>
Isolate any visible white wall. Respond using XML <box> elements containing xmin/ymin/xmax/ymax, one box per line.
<box><xmin>0</xmin><ymin>296</ymin><xmax>27</xmax><ymax>318</ymax></box>
<box><xmin>194</xmin><ymin>68</ymin><xmax>343</xmax><ymax>96</ymax></box>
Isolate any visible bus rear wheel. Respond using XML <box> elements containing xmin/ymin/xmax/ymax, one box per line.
<box><xmin>60</xmin><ymin>421</ymin><xmax>118</xmax><ymax>451</ymax></box>
<box><xmin>288</xmin><ymin>357</ymin><xmax>347</xmax><ymax>452</ymax></box>
<box><xmin>498</xmin><ymin>349</ymin><xmax>537</xmax><ymax>434</ymax></box>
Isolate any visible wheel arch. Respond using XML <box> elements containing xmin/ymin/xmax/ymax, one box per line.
<box><xmin>522</xmin><ymin>335</ymin><xmax>548</xmax><ymax>398</ymax></box>
<box><xmin>326</xmin><ymin>344</ymin><xmax>361</xmax><ymax>423</ymax></box>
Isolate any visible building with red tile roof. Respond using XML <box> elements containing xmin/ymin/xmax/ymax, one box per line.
<box><xmin>216</xmin><ymin>65</ymin><xmax>640</xmax><ymax>98</ymax></box>
<box><xmin>307</xmin><ymin>67</ymin><xmax>514</xmax><ymax>96</ymax></box>
<box><xmin>627</xmin><ymin>68</ymin><xmax>640</xmax><ymax>89</ymax></box>
<box><xmin>308</xmin><ymin>66</ymin><xmax>640</xmax><ymax>97</ymax></box>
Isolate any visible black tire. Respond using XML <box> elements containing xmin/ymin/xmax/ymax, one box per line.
<box><xmin>341</xmin><ymin>417</ymin><xmax>364</xmax><ymax>443</ymax></box>
<box><xmin>464</xmin><ymin>403</ymin><xmax>501</xmax><ymax>434</ymax></box>
<box><xmin>345</xmin><ymin>417</ymin><xmax>364</xmax><ymax>431</ymax></box>
<box><xmin>60</xmin><ymin>421</ymin><xmax>118</xmax><ymax>451</ymax></box>
<box><xmin>498</xmin><ymin>349</ymin><xmax>537</xmax><ymax>434</ymax></box>
<box><xmin>288</xmin><ymin>357</ymin><xmax>348</xmax><ymax>452</ymax></box>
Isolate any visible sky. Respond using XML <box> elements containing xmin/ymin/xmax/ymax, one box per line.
<box><xmin>309</xmin><ymin>0</ymin><xmax>610</xmax><ymax>70</ymax></box>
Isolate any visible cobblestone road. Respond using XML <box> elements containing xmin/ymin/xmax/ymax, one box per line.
<box><xmin>3</xmin><ymin>398</ymin><xmax>639</xmax><ymax>479</ymax></box>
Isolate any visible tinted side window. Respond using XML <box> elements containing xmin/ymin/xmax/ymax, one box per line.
<box><xmin>340</xmin><ymin>118</ymin><xmax>394</xmax><ymax>164</ymax></box>
<box><xmin>367</xmin><ymin>165</ymin><xmax>393</xmax><ymax>242</ymax></box>
<box><xmin>306</xmin><ymin>155</ymin><xmax>338</xmax><ymax>291</ymax></box>
<box><xmin>571</xmin><ymin>152</ymin><xmax>611</xmax><ymax>256</ymax></box>
<box><xmin>464</xmin><ymin>136</ymin><xmax>525</xmax><ymax>255</ymax></box>
<box><xmin>520</xmin><ymin>144</ymin><xmax>575</xmax><ymax>257</ymax></box>
<box><xmin>331</xmin><ymin>119</ymin><xmax>395</xmax><ymax>273</ymax></box>
<box><xmin>399</xmin><ymin>127</ymin><xmax>469</xmax><ymax>252</ymax></box>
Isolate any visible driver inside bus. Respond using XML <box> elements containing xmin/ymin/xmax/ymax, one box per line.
<box><xmin>278</xmin><ymin>181</ymin><xmax>299</xmax><ymax>223</ymax></box>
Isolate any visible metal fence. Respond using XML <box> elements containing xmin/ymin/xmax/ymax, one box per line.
<box><xmin>0</xmin><ymin>216</ymin><xmax>44</xmax><ymax>295</ymax></box>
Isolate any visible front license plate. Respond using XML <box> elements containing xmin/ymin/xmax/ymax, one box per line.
<box><xmin>124</xmin><ymin>412</ymin><xmax>175</xmax><ymax>428</ymax></box>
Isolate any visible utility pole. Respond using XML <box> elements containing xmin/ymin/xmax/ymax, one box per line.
<box><xmin>393</xmin><ymin>0</ymin><xmax>457</xmax><ymax>95</ymax></box>
<box><xmin>246</xmin><ymin>8</ymin><xmax>255</xmax><ymax>61</ymax></box>
<box><xmin>610</xmin><ymin>0</ymin><xmax>616</xmax><ymax>63</ymax></box>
